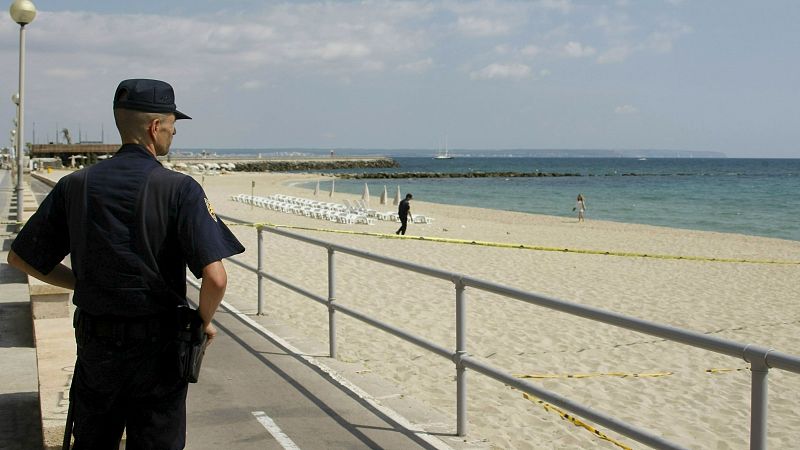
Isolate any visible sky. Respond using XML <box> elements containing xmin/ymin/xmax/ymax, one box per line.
<box><xmin>1</xmin><ymin>0</ymin><xmax>799</xmax><ymax>158</ymax></box>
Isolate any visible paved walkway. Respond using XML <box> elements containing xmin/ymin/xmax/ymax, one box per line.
<box><xmin>0</xmin><ymin>170</ymin><xmax>44</xmax><ymax>450</ymax></box>
<box><xmin>0</xmin><ymin>169</ymin><xmax>468</xmax><ymax>450</ymax></box>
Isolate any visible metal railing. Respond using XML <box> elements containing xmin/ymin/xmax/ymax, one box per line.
<box><xmin>216</xmin><ymin>213</ymin><xmax>800</xmax><ymax>450</ymax></box>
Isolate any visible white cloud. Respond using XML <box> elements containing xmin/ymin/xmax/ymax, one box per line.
<box><xmin>495</xmin><ymin>44</ymin><xmax>511</xmax><ymax>55</ymax></box>
<box><xmin>315</xmin><ymin>42</ymin><xmax>371</xmax><ymax>61</ymax></box>
<box><xmin>562</xmin><ymin>41</ymin><xmax>596</xmax><ymax>58</ymax></box>
<box><xmin>593</xmin><ymin>13</ymin><xmax>637</xmax><ymax>38</ymax></box>
<box><xmin>645</xmin><ymin>22</ymin><xmax>692</xmax><ymax>53</ymax></box>
<box><xmin>537</xmin><ymin>0</ymin><xmax>574</xmax><ymax>14</ymax></box>
<box><xmin>398</xmin><ymin>57</ymin><xmax>434</xmax><ymax>73</ymax></box>
<box><xmin>23</xmin><ymin>3</ymin><xmax>434</xmax><ymax>81</ymax></box>
<box><xmin>470</xmin><ymin>63</ymin><xmax>532</xmax><ymax>80</ymax></box>
<box><xmin>614</xmin><ymin>104</ymin><xmax>639</xmax><ymax>114</ymax></box>
<box><xmin>44</xmin><ymin>68</ymin><xmax>90</xmax><ymax>80</ymax></box>
<box><xmin>597</xmin><ymin>45</ymin><xmax>633</xmax><ymax>64</ymax></box>
<box><xmin>521</xmin><ymin>45</ymin><xmax>541</xmax><ymax>57</ymax></box>
<box><xmin>457</xmin><ymin>16</ymin><xmax>512</xmax><ymax>37</ymax></box>
<box><xmin>240</xmin><ymin>80</ymin><xmax>264</xmax><ymax>90</ymax></box>
<box><xmin>591</xmin><ymin>13</ymin><xmax>690</xmax><ymax>63</ymax></box>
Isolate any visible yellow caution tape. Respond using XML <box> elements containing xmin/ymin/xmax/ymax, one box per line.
<box><xmin>515</xmin><ymin>366</ymin><xmax>750</xmax><ymax>448</ymax></box>
<box><xmin>515</xmin><ymin>366</ymin><xmax>749</xmax><ymax>380</ymax></box>
<box><xmin>521</xmin><ymin>392</ymin><xmax>633</xmax><ymax>450</ymax></box>
<box><xmin>515</xmin><ymin>371</ymin><xmax>674</xmax><ymax>380</ymax></box>
<box><xmin>706</xmin><ymin>367</ymin><xmax>749</xmax><ymax>374</ymax></box>
<box><xmin>225</xmin><ymin>221</ymin><xmax>800</xmax><ymax>265</ymax></box>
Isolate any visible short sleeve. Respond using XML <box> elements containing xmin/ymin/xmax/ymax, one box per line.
<box><xmin>11</xmin><ymin>181</ymin><xmax>71</xmax><ymax>274</ymax></box>
<box><xmin>176</xmin><ymin>178</ymin><xmax>245</xmax><ymax>278</ymax></box>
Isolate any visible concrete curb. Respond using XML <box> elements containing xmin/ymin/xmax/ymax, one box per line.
<box><xmin>19</xmin><ymin>178</ymin><xmax>76</xmax><ymax>449</ymax></box>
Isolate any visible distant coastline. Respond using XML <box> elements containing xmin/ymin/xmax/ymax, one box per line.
<box><xmin>175</xmin><ymin>148</ymin><xmax>728</xmax><ymax>159</ymax></box>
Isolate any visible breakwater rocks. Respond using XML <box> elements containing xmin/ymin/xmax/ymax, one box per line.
<box><xmin>233</xmin><ymin>159</ymin><xmax>399</xmax><ymax>172</ymax></box>
<box><xmin>335</xmin><ymin>171</ymin><xmax>582</xmax><ymax>179</ymax></box>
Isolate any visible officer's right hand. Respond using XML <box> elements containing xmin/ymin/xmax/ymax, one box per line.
<box><xmin>204</xmin><ymin>322</ymin><xmax>218</xmax><ymax>346</ymax></box>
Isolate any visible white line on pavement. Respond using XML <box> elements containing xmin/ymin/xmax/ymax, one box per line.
<box><xmin>252</xmin><ymin>411</ymin><xmax>302</xmax><ymax>450</ymax></box>
<box><xmin>220</xmin><ymin>299</ymin><xmax>454</xmax><ymax>450</ymax></box>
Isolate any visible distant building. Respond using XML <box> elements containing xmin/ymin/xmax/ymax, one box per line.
<box><xmin>30</xmin><ymin>143</ymin><xmax>118</xmax><ymax>165</ymax></box>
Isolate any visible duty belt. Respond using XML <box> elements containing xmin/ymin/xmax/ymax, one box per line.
<box><xmin>75</xmin><ymin>309</ymin><xmax>174</xmax><ymax>343</ymax></box>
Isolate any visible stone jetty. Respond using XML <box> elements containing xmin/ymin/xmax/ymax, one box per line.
<box><xmin>233</xmin><ymin>159</ymin><xmax>399</xmax><ymax>172</ymax></box>
<box><xmin>334</xmin><ymin>171</ymin><xmax>582</xmax><ymax>179</ymax></box>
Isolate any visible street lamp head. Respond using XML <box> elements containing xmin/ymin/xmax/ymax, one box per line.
<box><xmin>11</xmin><ymin>92</ymin><xmax>19</xmax><ymax>105</ymax></box>
<box><xmin>9</xmin><ymin>0</ymin><xmax>36</xmax><ymax>25</ymax></box>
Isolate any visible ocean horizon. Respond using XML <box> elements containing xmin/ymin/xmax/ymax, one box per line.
<box><xmin>276</xmin><ymin>156</ymin><xmax>799</xmax><ymax>242</ymax></box>
<box><xmin>181</xmin><ymin>149</ymin><xmax>800</xmax><ymax>242</ymax></box>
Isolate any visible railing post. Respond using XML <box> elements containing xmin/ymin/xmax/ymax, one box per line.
<box><xmin>257</xmin><ymin>225</ymin><xmax>264</xmax><ymax>315</ymax></box>
<box><xmin>744</xmin><ymin>344</ymin><xmax>772</xmax><ymax>450</ymax></box>
<box><xmin>455</xmin><ymin>278</ymin><xmax>467</xmax><ymax>437</ymax></box>
<box><xmin>328</xmin><ymin>247</ymin><xmax>337</xmax><ymax>358</ymax></box>
<box><xmin>750</xmin><ymin>360</ymin><xmax>769</xmax><ymax>450</ymax></box>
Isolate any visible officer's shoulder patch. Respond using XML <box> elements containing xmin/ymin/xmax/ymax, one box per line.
<box><xmin>204</xmin><ymin>197</ymin><xmax>218</xmax><ymax>222</ymax></box>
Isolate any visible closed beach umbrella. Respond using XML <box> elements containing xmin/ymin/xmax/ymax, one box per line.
<box><xmin>329</xmin><ymin>179</ymin><xmax>335</xmax><ymax>197</ymax></box>
<box><xmin>380</xmin><ymin>185</ymin><xmax>387</xmax><ymax>205</ymax></box>
<box><xmin>393</xmin><ymin>186</ymin><xmax>401</xmax><ymax>205</ymax></box>
<box><xmin>362</xmin><ymin>183</ymin><xmax>370</xmax><ymax>205</ymax></box>
<box><xmin>314</xmin><ymin>180</ymin><xmax>320</xmax><ymax>196</ymax></box>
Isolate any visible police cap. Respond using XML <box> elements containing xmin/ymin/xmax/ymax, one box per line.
<box><xmin>113</xmin><ymin>79</ymin><xmax>191</xmax><ymax>120</ymax></box>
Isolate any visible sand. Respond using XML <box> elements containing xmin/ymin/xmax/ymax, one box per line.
<box><xmin>50</xmin><ymin>170</ymin><xmax>800</xmax><ymax>448</ymax></box>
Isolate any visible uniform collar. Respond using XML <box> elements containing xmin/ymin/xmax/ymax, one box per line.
<box><xmin>116</xmin><ymin>144</ymin><xmax>160</xmax><ymax>161</ymax></box>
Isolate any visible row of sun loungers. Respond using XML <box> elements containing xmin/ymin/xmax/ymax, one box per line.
<box><xmin>231</xmin><ymin>194</ymin><xmax>373</xmax><ymax>224</ymax></box>
<box><xmin>230</xmin><ymin>194</ymin><xmax>434</xmax><ymax>226</ymax></box>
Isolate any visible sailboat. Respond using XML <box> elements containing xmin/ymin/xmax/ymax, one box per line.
<box><xmin>433</xmin><ymin>136</ymin><xmax>454</xmax><ymax>160</ymax></box>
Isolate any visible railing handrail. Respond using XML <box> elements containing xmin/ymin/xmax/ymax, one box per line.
<box><xmin>220</xmin><ymin>214</ymin><xmax>799</xmax><ymax>374</ymax></box>
<box><xmin>217</xmin><ymin>213</ymin><xmax>800</xmax><ymax>449</ymax></box>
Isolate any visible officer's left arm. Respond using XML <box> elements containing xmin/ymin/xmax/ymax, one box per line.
<box><xmin>7</xmin><ymin>249</ymin><xmax>75</xmax><ymax>290</ymax></box>
<box><xmin>176</xmin><ymin>178</ymin><xmax>244</xmax><ymax>345</ymax></box>
<box><xmin>198</xmin><ymin>261</ymin><xmax>227</xmax><ymax>345</ymax></box>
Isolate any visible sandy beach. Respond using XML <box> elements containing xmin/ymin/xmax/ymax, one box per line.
<box><xmin>50</xmin><ymin>169</ymin><xmax>800</xmax><ymax>448</ymax></box>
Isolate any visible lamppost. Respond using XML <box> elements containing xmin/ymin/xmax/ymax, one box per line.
<box><xmin>9</xmin><ymin>129</ymin><xmax>16</xmax><ymax>169</ymax></box>
<box><xmin>9</xmin><ymin>0</ymin><xmax>36</xmax><ymax>225</ymax></box>
<box><xmin>11</xmin><ymin>94</ymin><xmax>19</xmax><ymax>176</ymax></box>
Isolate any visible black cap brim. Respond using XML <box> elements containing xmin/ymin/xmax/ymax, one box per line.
<box><xmin>174</xmin><ymin>110</ymin><xmax>191</xmax><ymax>120</ymax></box>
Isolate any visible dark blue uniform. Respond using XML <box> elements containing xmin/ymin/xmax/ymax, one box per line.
<box><xmin>12</xmin><ymin>144</ymin><xmax>244</xmax><ymax>449</ymax></box>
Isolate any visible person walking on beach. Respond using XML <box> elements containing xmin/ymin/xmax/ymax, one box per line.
<box><xmin>7</xmin><ymin>79</ymin><xmax>244</xmax><ymax>449</ymax></box>
<box><xmin>574</xmin><ymin>193</ymin><xmax>587</xmax><ymax>222</ymax></box>
<box><xmin>396</xmin><ymin>193</ymin><xmax>413</xmax><ymax>235</ymax></box>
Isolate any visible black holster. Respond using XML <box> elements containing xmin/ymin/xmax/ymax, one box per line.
<box><xmin>175</xmin><ymin>305</ymin><xmax>208</xmax><ymax>383</ymax></box>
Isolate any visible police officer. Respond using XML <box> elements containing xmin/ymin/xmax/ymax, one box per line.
<box><xmin>8</xmin><ymin>79</ymin><xmax>245</xmax><ymax>449</ymax></box>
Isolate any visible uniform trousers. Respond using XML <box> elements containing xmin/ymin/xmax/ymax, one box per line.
<box><xmin>71</xmin><ymin>322</ymin><xmax>188</xmax><ymax>450</ymax></box>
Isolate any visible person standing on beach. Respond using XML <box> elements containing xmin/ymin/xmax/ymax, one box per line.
<box><xmin>396</xmin><ymin>193</ymin><xmax>413</xmax><ymax>235</ymax></box>
<box><xmin>7</xmin><ymin>79</ymin><xmax>244</xmax><ymax>449</ymax></box>
<box><xmin>575</xmin><ymin>194</ymin><xmax>587</xmax><ymax>222</ymax></box>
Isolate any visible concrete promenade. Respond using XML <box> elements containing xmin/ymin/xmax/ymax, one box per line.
<box><xmin>0</xmin><ymin>170</ymin><xmax>43</xmax><ymax>449</ymax></box>
<box><xmin>0</xmin><ymin>169</ymin><xmax>472</xmax><ymax>450</ymax></box>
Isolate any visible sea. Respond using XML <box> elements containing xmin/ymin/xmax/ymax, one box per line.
<box><xmin>207</xmin><ymin>151</ymin><xmax>800</xmax><ymax>242</ymax></box>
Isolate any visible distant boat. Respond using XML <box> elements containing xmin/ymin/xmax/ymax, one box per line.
<box><xmin>638</xmin><ymin>157</ymin><xmax>647</xmax><ymax>161</ymax></box>
<box><xmin>434</xmin><ymin>136</ymin><xmax>454</xmax><ymax>160</ymax></box>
